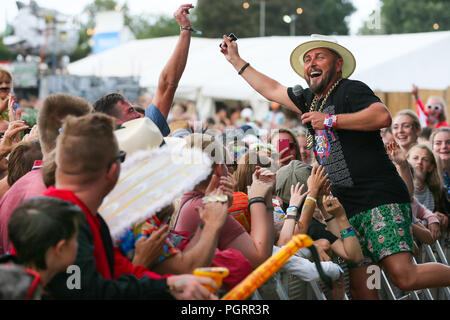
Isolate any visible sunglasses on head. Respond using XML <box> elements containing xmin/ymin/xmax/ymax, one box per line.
<box><xmin>426</xmin><ymin>104</ymin><xmax>442</xmax><ymax>111</ymax></box>
<box><xmin>107</xmin><ymin>150</ymin><xmax>127</xmax><ymax>170</ymax></box>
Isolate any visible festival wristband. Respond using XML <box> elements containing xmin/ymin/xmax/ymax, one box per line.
<box><xmin>286</xmin><ymin>206</ymin><xmax>298</xmax><ymax>213</ymax></box>
<box><xmin>305</xmin><ymin>196</ymin><xmax>317</xmax><ymax>203</ymax></box>
<box><xmin>323</xmin><ymin>114</ymin><xmax>337</xmax><ymax>130</ymax></box>
<box><xmin>340</xmin><ymin>226</ymin><xmax>356</xmax><ymax>239</ymax></box>
<box><xmin>285</xmin><ymin>215</ymin><xmax>298</xmax><ymax>220</ymax></box>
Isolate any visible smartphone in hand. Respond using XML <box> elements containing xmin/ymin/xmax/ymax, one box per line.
<box><xmin>220</xmin><ymin>33</ymin><xmax>238</xmax><ymax>48</ymax></box>
<box><xmin>278</xmin><ymin>138</ymin><xmax>290</xmax><ymax>155</ymax></box>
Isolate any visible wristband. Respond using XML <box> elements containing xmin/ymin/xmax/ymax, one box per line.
<box><xmin>305</xmin><ymin>196</ymin><xmax>317</xmax><ymax>203</ymax></box>
<box><xmin>180</xmin><ymin>25</ymin><xmax>202</xmax><ymax>35</ymax></box>
<box><xmin>286</xmin><ymin>206</ymin><xmax>298</xmax><ymax>213</ymax></box>
<box><xmin>248</xmin><ymin>197</ymin><xmax>266</xmax><ymax>209</ymax></box>
<box><xmin>323</xmin><ymin>114</ymin><xmax>337</xmax><ymax>130</ymax></box>
<box><xmin>340</xmin><ymin>226</ymin><xmax>356</xmax><ymax>239</ymax></box>
<box><xmin>325</xmin><ymin>216</ymin><xmax>335</xmax><ymax>223</ymax></box>
<box><xmin>285</xmin><ymin>215</ymin><xmax>298</xmax><ymax>220</ymax></box>
<box><xmin>238</xmin><ymin>62</ymin><xmax>250</xmax><ymax>75</ymax></box>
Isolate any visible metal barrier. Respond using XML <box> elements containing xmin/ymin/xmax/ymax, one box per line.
<box><xmin>250</xmin><ymin>236</ymin><xmax>449</xmax><ymax>300</ymax></box>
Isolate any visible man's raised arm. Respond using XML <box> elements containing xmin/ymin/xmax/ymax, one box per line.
<box><xmin>151</xmin><ymin>4</ymin><xmax>194</xmax><ymax>119</ymax></box>
<box><xmin>220</xmin><ymin>35</ymin><xmax>300</xmax><ymax>114</ymax></box>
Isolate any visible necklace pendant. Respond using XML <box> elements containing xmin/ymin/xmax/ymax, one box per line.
<box><xmin>306</xmin><ymin>133</ymin><xmax>314</xmax><ymax>149</ymax></box>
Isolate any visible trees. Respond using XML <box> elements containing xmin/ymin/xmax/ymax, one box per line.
<box><xmin>128</xmin><ymin>15</ymin><xmax>180</xmax><ymax>40</ymax></box>
<box><xmin>381</xmin><ymin>0</ymin><xmax>449</xmax><ymax>34</ymax></box>
<box><xmin>359</xmin><ymin>0</ymin><xmax>449</xmax><ymax>35</ymax></box>
<box><xmin>194</xmin><ymin>0</ymin><xmax>356</xmax><ymax>38</ymax></box>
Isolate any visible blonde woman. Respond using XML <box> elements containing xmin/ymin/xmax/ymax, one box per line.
<box><xmin>392</xmin><ymin>110</ymin><xmax>421</xmax><ymax>154</ymax></box>
<box><xmin>407</xmin><ymin>144</ymin><xmax>450</xmax><ymax>230</ymax></box>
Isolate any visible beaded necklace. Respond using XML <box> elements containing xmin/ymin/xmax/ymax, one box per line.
<box><xmin>306</xmin><ymin>79</ymin><xmax>342</xmax><ymax>149</ymax></box>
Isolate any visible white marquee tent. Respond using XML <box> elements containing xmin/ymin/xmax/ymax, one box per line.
<box><xmin>68</xmin><ymin>31</ymin><xmax>450</xmax><ymax>120</ymax></box>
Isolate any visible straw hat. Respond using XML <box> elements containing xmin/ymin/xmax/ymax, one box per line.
<box><xmin>114</xmin><ymin>117</ymin><xmax>163</xmax><ymax>155</ymax></box>
<box><xmin>290</xmin><ymin>34</ymin><xmax>356</xmax><ymax>79</ymax></box>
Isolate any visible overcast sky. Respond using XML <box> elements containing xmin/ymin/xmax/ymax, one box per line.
<box><xmin>0</xmin><ymin>0</ymin><xmax>381</xmax><ymax>35</ymax></box>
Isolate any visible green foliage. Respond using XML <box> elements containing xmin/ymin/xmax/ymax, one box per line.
<box><xmin>0</xmin><ymin>33</ymin><xmax>16</xmax><ymax>61</ymax></box>
<box><xmin>21</xmin><ymin>107</ymin><xmax>39</xmax><ymax>127</ymax></box>
<box><xmin>129</xmin><ymin>15</ymin><xmax>180</xmax><ymax>39</ymax></box>
<box><xmin>359</xmin><ymin>0</ymin><xmax>449</xmax><ymax>34</ymax></box>
<box><xmin>381</xmin><ymin>0</ymin><xmax>449</xmax><ymax>34</ymax></box>
<box><xmin>195</xmin><ymin>0</ymin><xmax>356</xmax><ymax>38</ymax></box>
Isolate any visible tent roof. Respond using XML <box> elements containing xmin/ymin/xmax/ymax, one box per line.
<box><xmin>68</xmin><ymin>31</ymin><xmax>450</xmax><ymax>101</ymax></box>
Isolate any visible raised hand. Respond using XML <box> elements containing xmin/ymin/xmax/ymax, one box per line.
<box><xmin>197</xmin><ymin>187</ymin><xmax>229</xmax><ymax>231</ymax></box>
<box><xmin>306</xmin><ymin>164</ymin><xmax>328</xmax><ymax>198</ymax></box>
<box><xmin>22</xmin><ymin>124</ymin><xmax>39</xmax><ymax>142</ymax></box>
<box><xmin>132</xmin><ymin>224</ymin><xmax>169</xmax><ymax>268</ymax></box>
<box><xmin>248</xmin><ymin>166</ymin><xmax>276</xmax><ymax>199</ymax></box>
<box><xmin>289</xmin><ymin>182</ymin><xmax>307</xmax><ymax>208</ymax></box>
<box><xmin>386</xmin><ymin>141</ymin><xmax>407</xmax><ymax>166</ymax></box>
<box><xmin>278</xmin><ymin>146</ymin><xmax>294</xmax><ymax>168</ymax></box>
<box><xmin>322</xmin><ymin>195</ymin><xmax>346</xmax><ymax>219</ymax></box>
<box><xmin>0</xmin><ymin>120</ymin><xmax>29</xmax><ymax>154</ymax></box>
<box><xmin>220</xmin><ymin>34</ymin><xmax>240</xmax><ymax>63</ymax></box>
<box><xmin>173</xmin><ymin>3</ymin><xmax>194</xmax><ymax>27</ymax></box>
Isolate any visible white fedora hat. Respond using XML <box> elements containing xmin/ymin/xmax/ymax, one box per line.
<box><xmin>114</xmin><ymin>117</ymin><xmax>163</xmax><ymax>155</ymax></box>
<box><xmin>290</xmin><ymin>34</ymin><xmax>356</xmax><ymax>79</ymax></box>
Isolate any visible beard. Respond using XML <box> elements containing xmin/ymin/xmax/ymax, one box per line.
<box><xmin>306</xmin><ymin>63</ymin><xmax>338</xmax><ymax>95</ymax></box>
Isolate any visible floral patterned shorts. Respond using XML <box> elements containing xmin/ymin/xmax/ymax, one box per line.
<box><xmin>347</xmin><ymin>203</ymin><xmax>414</xmax><ymax>268</ymax></box>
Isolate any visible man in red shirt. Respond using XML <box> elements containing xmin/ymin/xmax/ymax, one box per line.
<box><xmin>44</xmin><ymin>113</ymin><xmax>216</xmax><ymax>299</ymax></box>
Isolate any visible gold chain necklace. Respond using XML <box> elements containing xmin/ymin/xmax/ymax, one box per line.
<box><xmin>306</xmin><ymin>79</ymin><xmax>342</xmax><ymax>149</ymax></box>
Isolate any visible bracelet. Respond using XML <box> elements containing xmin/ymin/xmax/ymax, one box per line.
<box><xmin>340</xmin><ymin>226</ymin><xmax>356</xmax><ymax>239</ymax></box>
<box><xmin>238</xmin><ymin>62</ymin><xmax>250</xmax><ymax>75</ymax></box>
<box><xmin>286</xmin><ymin>206</ymin><xmax>298</xmax><ymax>213</ymax></box>
<box><xmin>285</xmin><ymin>215</ymin><xmax>298</xmax><ymax>220</ymax></box>
<box><xmin>180</xmin><ymin>25</ymin><xmax>202</xmax><ymax>35</ymax></box>
<box><xmin>325</xmin><ymin>216</ymin><xmax>335</xmax><ymax>223</ymax></box>
<box><xmin>305</xmin><ymin>196</ymin><xmax>317</xmax><ymax>203</ymax></box>
<box><xmin>248</xmin><ymin>197</ymin><xmax>266</xmax><ymax>209</ymax></box>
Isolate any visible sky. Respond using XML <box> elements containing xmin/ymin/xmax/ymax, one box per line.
<box><xmin>0</xmin><ymin>0</ymin><xmax>381</xmax><ymax>35</ymax></box>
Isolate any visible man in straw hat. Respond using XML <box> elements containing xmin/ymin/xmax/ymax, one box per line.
<box><xmin>220</xmin><ymin>34</ymin><xmax>450</xmax><ymax>299</ymax></box>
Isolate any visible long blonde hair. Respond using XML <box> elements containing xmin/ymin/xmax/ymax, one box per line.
<box><xmin>408</xmin><ymin>144</ymin><xmax>443</xmax><ymax>207</ymax></box>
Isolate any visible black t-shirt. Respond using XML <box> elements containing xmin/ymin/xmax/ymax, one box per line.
<box><xmin>288</xmin><ymin>79</ymin><xmax>410</xmax><ymax>219</ymax></box>
<box><xmin>307</xmin><ymin>218</ymin><xmax>338</xmax><ymax>244</ymax></box>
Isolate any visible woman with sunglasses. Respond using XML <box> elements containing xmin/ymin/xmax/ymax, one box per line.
<box><xmin>412</xmin><ymin>85</ymin><xmax>449</xmax><ymax>129</ymax></box>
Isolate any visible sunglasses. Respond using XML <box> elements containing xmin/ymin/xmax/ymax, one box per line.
<box><xmin>107</xmin><ymin>150</ymin><xmax>127</xmax><ymax>170</ymax></box>
<box><xmin>426</xmin><ymin>104</ymin><xmax>442</xmax><ymax>111</ymax></box>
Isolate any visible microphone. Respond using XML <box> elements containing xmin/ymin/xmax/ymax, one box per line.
<box><xmin>292</xmin><ymin>85</ymin><xmax>315</xmax><ymax>138</ymax></box>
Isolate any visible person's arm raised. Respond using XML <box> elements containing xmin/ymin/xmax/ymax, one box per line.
<box><xmin>152</xmin><ymin>4</ymin><xmax>194</xmax><ymax>119</ymax></box>
<box><xmin>220</xmin><ymin>35</ymin><xmax>299</xmax><ymax>113</ymax></box>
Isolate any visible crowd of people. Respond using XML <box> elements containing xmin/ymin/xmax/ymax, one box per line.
<box><xmin>0</xmin><ymin>4</ymin><xmax>449</xmax><ymax>300</ymax></box>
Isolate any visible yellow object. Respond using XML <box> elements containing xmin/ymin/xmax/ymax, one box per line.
<box><xmin>193</xmin><ymin>267</ymin><xmax>229</xmax><ymax>293</ymax></box>
<box><xmin>222</xmin><ymin>234</ymin><xmax>313</xmax><ymax>300</ymax></box>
